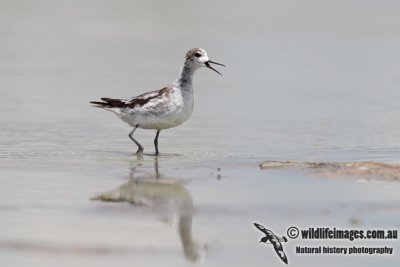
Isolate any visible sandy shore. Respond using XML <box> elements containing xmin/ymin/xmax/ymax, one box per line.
<box><xmin>260</xmin><ymin>161</ymin><xmax>400</xmax><ymax>182</ymax></box>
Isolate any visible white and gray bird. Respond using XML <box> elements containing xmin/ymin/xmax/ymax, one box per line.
<box><xmin>90</xmin><ymin>48</ymin><xmax>224</xmax><ymax>155</ymax></box>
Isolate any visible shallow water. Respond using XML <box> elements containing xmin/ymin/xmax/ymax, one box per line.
<box><xmin>1</xmin><ymin>0</ymin><xmax>400</xmax><ymax>266</ymax></box>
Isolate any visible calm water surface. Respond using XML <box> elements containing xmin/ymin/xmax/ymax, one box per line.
<box><xmin>0</xmin><ymin>1</ymin><xmax>400</xmax><ymax>266</ymax></box>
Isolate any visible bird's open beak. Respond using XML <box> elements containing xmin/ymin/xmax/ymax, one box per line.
<box><xmin>205</xmin><ymin>60</ymin><xmax>225</xmax><ymax>76</ymax></box>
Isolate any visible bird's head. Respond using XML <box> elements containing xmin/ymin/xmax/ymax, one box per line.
<box><xmin>185</xmin><ymin>48</ymin><xmax>225</xmax><ymax>75</ymax></box>
<box><xmin>259</xmin><ymin>236</ymin><xmax>269</xmax><ymax>243</ymax></box>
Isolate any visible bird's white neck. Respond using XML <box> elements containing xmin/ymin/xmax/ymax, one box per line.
<box><xmin>173</xmin><ymin>61</ymin><xmax>199</xmax><ymax>90</ymax></box>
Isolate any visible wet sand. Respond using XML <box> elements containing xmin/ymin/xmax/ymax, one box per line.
<box><xmin>261</xmin><ymin>161</ymin><xmax>400</xmax><ymax>182</ymax></box>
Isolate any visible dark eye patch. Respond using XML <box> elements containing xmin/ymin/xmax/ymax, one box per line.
<box><xmin>194</xmin><ymin>52</ymin><xmax>201</xmax><ymax>57</ymax></box>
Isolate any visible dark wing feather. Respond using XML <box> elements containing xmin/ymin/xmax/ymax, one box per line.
<box><xmin>90</xmin><ymin>87</ymin><xmax>172</xmax><ymax>109</ymax></box>
<box><xmin>254</xmin><ymin>223</ymin><xmax>268</xmax><ymax>234</ymax></box>
<box><xmin>273</xmin><ymin>242</ymin><xmax>288</xmax><ymax>264</ymax></box>
<box><xmin>124</xmin><ymin>87</ymin><xmax>171</xmax><ymax>108</ymax></box>
<box><xmin>90</xmin><ymin>98</ymin><xmax>126</xmax><ymax>108</ymax></box>
<box><xmin>254</xmin><ymin>223</ymin><xmax>275</xmax><ymax>237</ymax></box>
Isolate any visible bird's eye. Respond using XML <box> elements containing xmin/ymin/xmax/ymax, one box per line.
<box><xmin>194</xmin><ymin>52</ymin><xmax>201</xmax><ymax>58</ymax></box>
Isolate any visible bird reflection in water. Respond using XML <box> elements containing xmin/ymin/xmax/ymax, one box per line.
<box><xmin>91</xmin><ymin>157</ymin><xmax>207</xmax><ymax>263</ymax></box>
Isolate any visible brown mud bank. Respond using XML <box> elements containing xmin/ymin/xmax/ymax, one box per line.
<box><xmin>260</xmin><ymin>161</ymin><xmax>400</xmax><ymax>182</ymax></box>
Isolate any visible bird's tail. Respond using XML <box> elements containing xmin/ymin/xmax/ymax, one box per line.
<box><xmin>90</xmin><ymin>98</ymin><xmax>126</xmax><ymax>108</ymax></box>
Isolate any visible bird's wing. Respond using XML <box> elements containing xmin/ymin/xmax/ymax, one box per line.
<box><xmin>253</xmin><ymin>223</ymin><xmax>268</xmax><ymax>234</ymax></box>
<box><xmin>253</xmin><ymin>223</ymin><xmax>274</xmax><ymax>236</ymax></box>
<box><xmin>90</xmin><ymin>86</ymin><xmax>174</xmax><ymax>110</ymax></box>
<box><xmin>273</xmin><ymin>242</ymin><xmax>288</xmax><ymax>264</ymax></box>
<box><xmin>125</xmin><ymin>87</ymin><xmax>171</xmax><ymax>108</ymax></box>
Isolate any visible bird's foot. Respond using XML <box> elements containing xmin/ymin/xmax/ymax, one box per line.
<box><xmin>135</xmin><ymin>147</ymin><xmax>144</xmax><ymax>156</ymax></box>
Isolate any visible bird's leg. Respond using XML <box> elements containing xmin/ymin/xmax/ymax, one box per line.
<box><xmin>154</xmin><ymin>129</ymin><xmax>161</xmax><ymax>155</ymax></box>
<box><xmin>129</xmin><ymin>125</ymin><xmax>144</xmax><ymax>155</ymax></box>
<box><xmin>154</xmin><ymin>156</ymin><xmax>160</xmax><ymax>179</ymax></box>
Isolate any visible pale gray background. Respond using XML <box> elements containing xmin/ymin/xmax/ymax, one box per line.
<box><xmin>0</xmin><ymin>1</ymin><xmax>399</xmax><ymax>266</ymax></box>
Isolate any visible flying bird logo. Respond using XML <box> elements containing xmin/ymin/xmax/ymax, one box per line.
<box><xmin>254</xmin><ymin>222</ymin><xmax>289</xmax><ymax>264</ymax></box>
